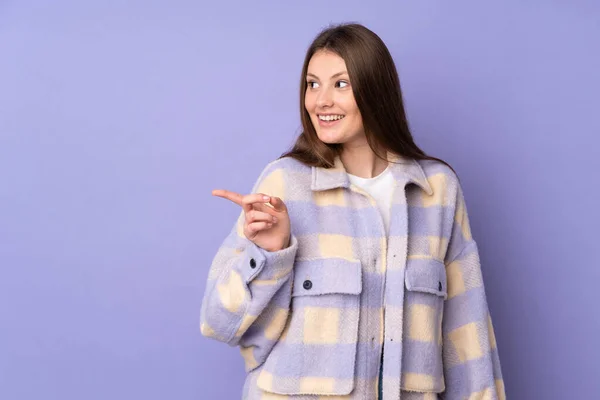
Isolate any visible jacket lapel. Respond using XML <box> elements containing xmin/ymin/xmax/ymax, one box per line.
<box><xmin>311</xmin><ymin>152</ymin><xmax>433</xmax><ymax>196</ymax></box>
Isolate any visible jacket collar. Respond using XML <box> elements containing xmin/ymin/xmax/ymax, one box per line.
<box><xmin>310</xmin><ymin>152</ymin><xmax>433</xmax><ymax>195</ymax></box>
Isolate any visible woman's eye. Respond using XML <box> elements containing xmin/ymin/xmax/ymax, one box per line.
<box><xmin>336</xmin><ymin>80</ymin><xmax>349</xmax><ymax>88</ymax></box>
<box><xmin>307</xmin><ymin>81</ymin><xmax>319</xmax><ymax>89</ymax></box>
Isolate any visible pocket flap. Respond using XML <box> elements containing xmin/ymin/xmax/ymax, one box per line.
<box><xmin>405</xmin><ymin>258</ymin><xmax>447</xmax><ymax>298</ymax></box>
<box><xmin>292</xmin><ymin>258</ymin><xmax>362</xmax><ymax>296</ymax></box>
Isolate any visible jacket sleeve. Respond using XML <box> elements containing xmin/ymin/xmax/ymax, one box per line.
<box><xmin>199</xmin><ymin>161</ymin><xmax>298</xmax><ymax>371</ymax></box>
<box><xmin>441</xmin><ymin>181</ymin><xmax>505</xmax><ymax>400</ymax></box>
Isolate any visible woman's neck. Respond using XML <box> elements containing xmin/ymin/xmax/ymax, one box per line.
<box><xmin>340</xmin><ymin>143</ymin><xmax>388</xmax><ymax>178</ymax></box>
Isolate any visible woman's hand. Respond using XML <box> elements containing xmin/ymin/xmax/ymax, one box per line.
<box><xmin>212</xmin><ymin>190</ymin><xmax>291</xmax><ymax>252</ymax></box>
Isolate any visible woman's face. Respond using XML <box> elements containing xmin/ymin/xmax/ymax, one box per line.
<box><xmin>304</xmin><ymin>50</ymin><xmax>365</xmax><ymax>147</ymax></box>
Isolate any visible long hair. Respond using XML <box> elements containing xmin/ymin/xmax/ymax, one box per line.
<box><xmin>280</xmin><ymin>23</ymin><xmax>455</xmax><ymax>174</ymax></box>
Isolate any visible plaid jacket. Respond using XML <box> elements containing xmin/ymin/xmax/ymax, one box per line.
<box><xmin>200</xmin><ymin>154</ymin><xmax>505</xmax><ymax>400</ymax></box>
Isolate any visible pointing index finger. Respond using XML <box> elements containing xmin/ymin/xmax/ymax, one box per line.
<box><xmin>212</xmin><ymin>189</ymin><xmax>244</xmax><ymax>207</ymax></box>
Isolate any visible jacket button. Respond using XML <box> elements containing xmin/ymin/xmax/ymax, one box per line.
<box><xmin>250</xmin><ymin>258</ymin><xmax>256</xmax><ymax>268</ymax></box>
<box><xmin>438</xmin><ymin>281</ymin><xmax>442</xmax><ymax>291</ymax></box>
<box><xmin>303</xmin><ymin>280</ymin><xmax>313</xmax><ymax>290</ymax></box>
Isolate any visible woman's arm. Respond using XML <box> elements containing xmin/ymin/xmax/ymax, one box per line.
<box><xmin>199</xmin><ymin>161</ymin><xmax>298</xmax><ymax>370</ymax></box>
<box><xmin>442</xmin><ymin>181</ymin><xmax>505</xmax><ymax>400</ymax></box>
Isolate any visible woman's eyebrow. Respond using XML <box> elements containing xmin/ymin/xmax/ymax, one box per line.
<box><xmin>306</xmin><ymin>71</ymin><xmax>348</xmax><ymax>79</ymax></box>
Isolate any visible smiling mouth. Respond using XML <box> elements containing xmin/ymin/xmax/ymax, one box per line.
<box><xmin>318</xmin><ymin>114</ymin><xmax>345</xmax><ymax>121</ymax></box>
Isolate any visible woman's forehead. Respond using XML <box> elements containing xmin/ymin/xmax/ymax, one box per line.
<box><xmin>307</xmin><ymin>51</ymin><xmax>348</xmax><ymax>77</ymax></box>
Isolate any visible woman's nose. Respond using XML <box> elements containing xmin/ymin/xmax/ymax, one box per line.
<box><xmin>316</xmin><ymin>87</ymin><xmax>333</xmax><ymax>108</ymax></box>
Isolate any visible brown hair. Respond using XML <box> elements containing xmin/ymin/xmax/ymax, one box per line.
<box><xmin>280</xmin><ymin>22</ymin><xmax>455</xmax><ymax>174</ymax></box>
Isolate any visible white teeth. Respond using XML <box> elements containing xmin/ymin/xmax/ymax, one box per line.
<box><xmin>318</xmin><ymin>115</ymin><xmax>345</xmax><ymax>121</ymax></box>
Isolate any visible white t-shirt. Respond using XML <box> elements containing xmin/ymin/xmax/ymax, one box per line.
<box><xmin>347</xmin><ymin>166</ymin><xmax>395</xmax><ymax>235</ymax></box>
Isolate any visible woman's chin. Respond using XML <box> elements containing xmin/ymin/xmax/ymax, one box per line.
<box><xmin>316</xmin><ymin>132</ymin><xmax>344</xmax><ymax>144</ymax></box>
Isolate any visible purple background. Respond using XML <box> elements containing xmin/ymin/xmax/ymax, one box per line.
<box><xmin>1</xmin><ymin>1</ymin><xmax>599</xmax><ymax>399</ymax></box>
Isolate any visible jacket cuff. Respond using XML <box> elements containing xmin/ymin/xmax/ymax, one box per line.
<box><xmin>238</xmin><ymin>235</ymin><xmax>298</xmax><ymax>283</ymax></box>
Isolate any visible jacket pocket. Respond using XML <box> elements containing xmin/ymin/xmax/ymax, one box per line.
<box><xmin>256</xmin><ymin>257</ymin><xmax>362</xmax><ymax>396</ymax></box>
<box><xmin>401</xmin><ymin>258</ymin><xmax>447</xmax><ymax>393</ymax></box>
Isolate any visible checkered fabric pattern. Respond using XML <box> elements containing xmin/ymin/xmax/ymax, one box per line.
<box><xmin>200</xmin><ymin>154</ymin><xmax>504</xmax><ymax>400</ymax></box>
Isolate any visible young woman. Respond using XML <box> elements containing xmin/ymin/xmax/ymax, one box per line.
<box><xmin>201</xmin><ymin>23</ymin><xmax>505</xmax><ymax>400</ymax></box>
